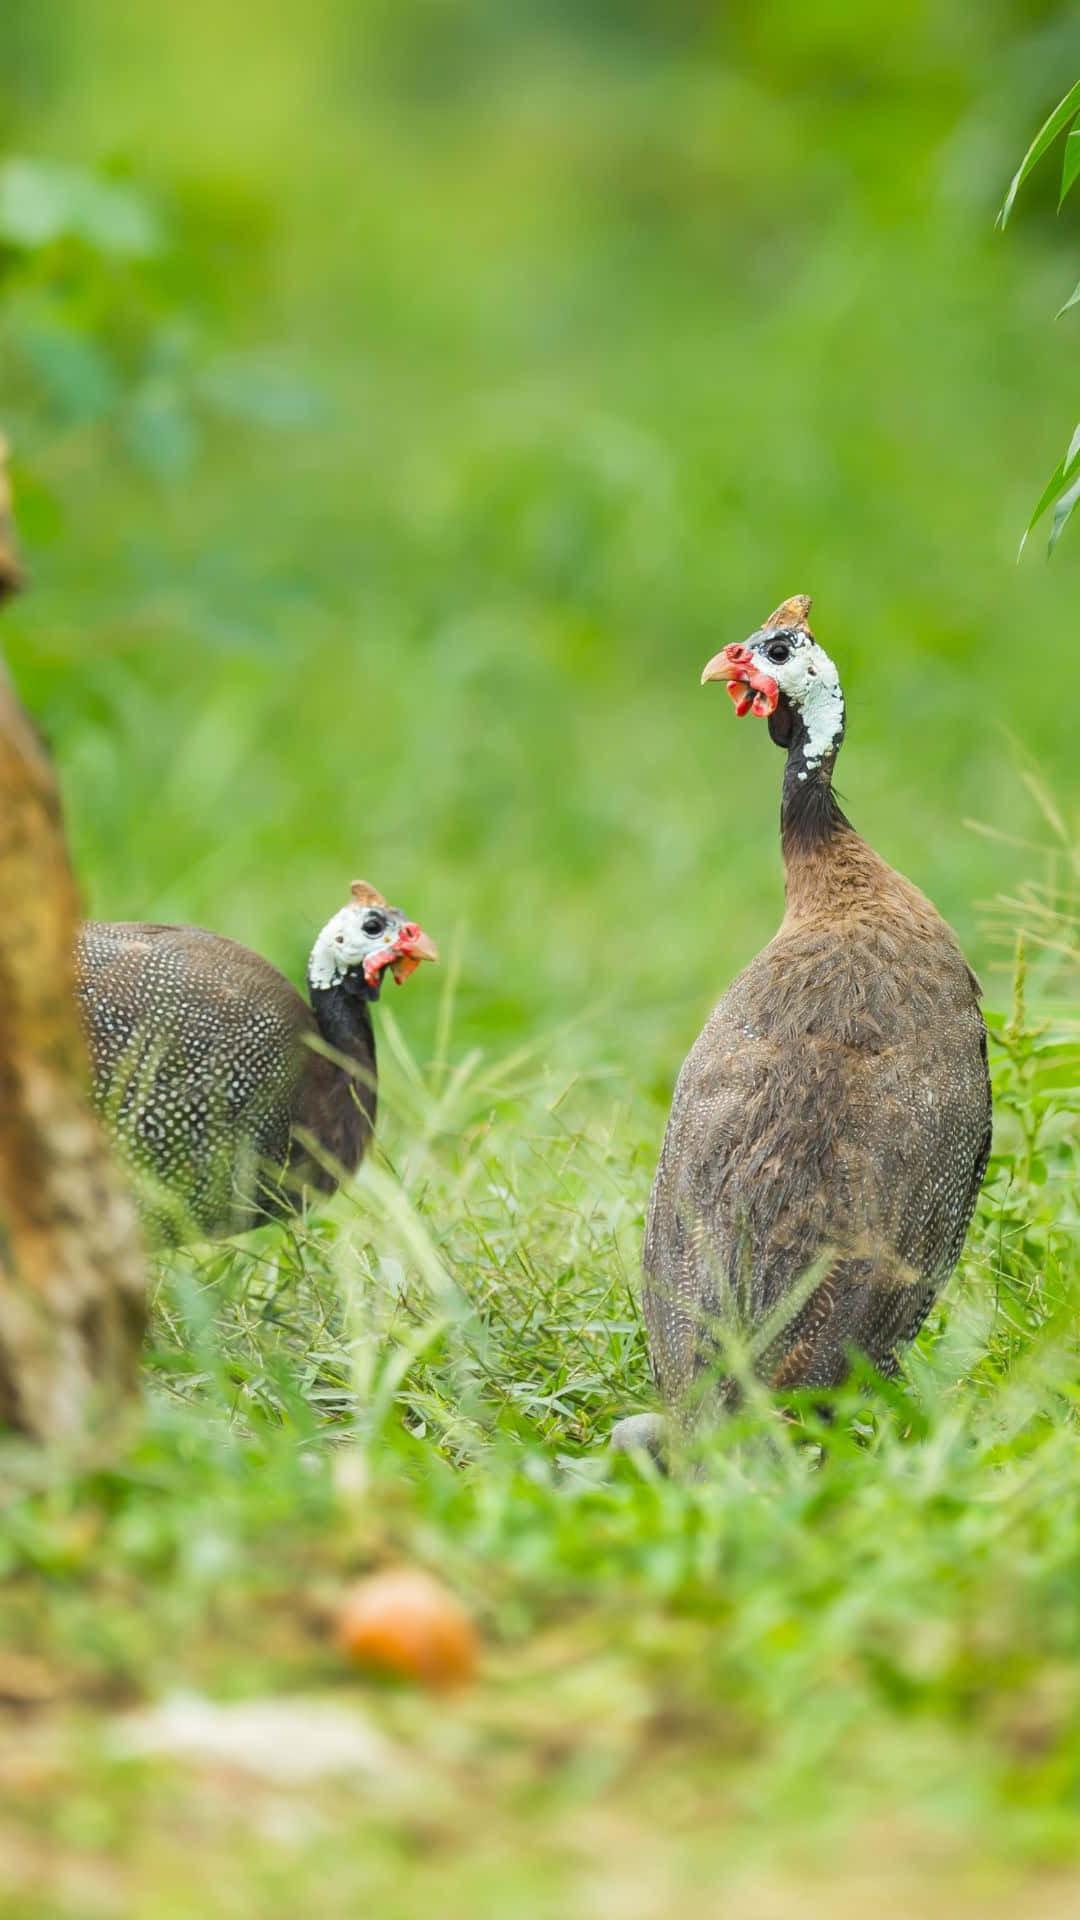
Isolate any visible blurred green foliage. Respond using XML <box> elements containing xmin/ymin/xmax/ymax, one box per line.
<box><xmin>5</xmin><ymin>7</ymin><xmax>1080</xmax><ymax>1911</ymax></box>
<box><xmin>1</xmin><ymin>0</ymin><xmax>1078</xmax><ymax>1098</ymax></box>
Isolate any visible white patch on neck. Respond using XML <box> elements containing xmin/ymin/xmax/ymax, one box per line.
<box><xmin>769</xmin><ymin>640</ymin><xmax>844</xmax><ymax>782</ymax></box>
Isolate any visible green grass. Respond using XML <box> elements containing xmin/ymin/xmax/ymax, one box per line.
<box><xmin>3</xmin><ymin>979</ymin><xmax>1080</xmax><ymax>1916</ymax></box>
<box><xmin>4</xmin><ymin>2</ymin><xmax>1080</xmax><ymax>1912</ymax></box>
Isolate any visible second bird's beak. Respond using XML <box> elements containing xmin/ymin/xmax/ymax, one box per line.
<box><xmin>700</xmin><ymin>642</ymin><xmax>779</xmax><ymax>718</ymax></box>
<box><xmin>389</xmin><ymin>922</ymin><xmax>439</xmax><ymax>985</ymax></box>
<box><xmin>701</xmin><ymin>644</ymin><xmax>748</xmax><ymax>686</ymax></box>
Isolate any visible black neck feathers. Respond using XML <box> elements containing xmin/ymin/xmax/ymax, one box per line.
<box><xmin>774</xmin><ymin>706</ymin><xmax>851</xmax><ymax>858</ymax></box>
<box><xmin>307</xmin><ymin>980</ymin><xmax>376</xmax><ymax>1065</ymax></box>
<box><xmin>780</xmin><ymin>763</ymin><xmax>850</xmax><ymax>857</ymax></box>
<box><xmin>292</xmin><ymin>978</ymin><xmax>378</xmax><ymax>1194</ymax></box>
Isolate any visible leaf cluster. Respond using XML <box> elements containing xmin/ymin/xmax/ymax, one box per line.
<box><xmin>1000</xmin><ymin>81</ymin><xmax>1080</xmax><ymax>551</ymax></box>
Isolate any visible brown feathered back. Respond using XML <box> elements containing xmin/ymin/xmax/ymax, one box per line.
<box><xmin>643</xmin><ymin>602</ymin><xmax>991</xmax><ymax>1417</ymax></box>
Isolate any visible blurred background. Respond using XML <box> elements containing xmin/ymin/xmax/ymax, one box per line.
<box><xmin>2</xmin><ymin>0</ymin><xmax>1078</xmax><ymax>1096</ymax></box>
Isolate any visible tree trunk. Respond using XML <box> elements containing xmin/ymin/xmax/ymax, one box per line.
<box><xmin>0</xmin><ymin>444</ymin><xmax>145</xmax><ymax>1440</ymax></box>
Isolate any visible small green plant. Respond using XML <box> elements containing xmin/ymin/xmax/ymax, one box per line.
<box><xmin>999</xmin><ymin>80</ymin><xmax>1080</xmax><ymax>551</ymax></box>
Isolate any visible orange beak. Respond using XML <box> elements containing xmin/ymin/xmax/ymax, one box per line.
<box><xmin>700</xmin><ymin>642</ymin><xmax>779</xmax><ymax>719</ymax></box>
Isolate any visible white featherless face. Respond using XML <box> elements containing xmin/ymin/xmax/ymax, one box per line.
<box><xmin>308</xmin><ymin>904</ymin><xmax>402</xmax><ymax>990</ymax></box>
<box><xmin>757</xmin><ymin>632</ymin><xmax>845</xmax><ymax>778</ymax></box>
<box><xmin>701</xmin><ymin>599</ymin><xmax>845</xmax><ymax>781</ymax></box>
<box><xmin>306</xmin><ymin>885</ymin><xmax>438</xmax><ymax>995</ymax></box>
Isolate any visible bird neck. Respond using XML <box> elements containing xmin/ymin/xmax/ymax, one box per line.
<box><xmin>780</xmin><ymin>746</ymin><xmax>848</xmax><ymax>857</ymax></box>
<box><xmin>291</xmin><ymin>978</ymin><xmax>378</xmax><ymax>1193</ymax></box>
<box><xmin>307</xmin><ymin>980</ymin><xmax>376</xmax><ymax>1063</ymax></box>
<box><xmin>778</xmin><ymin>710</ymin><xmax>859</xmax><ymax>918</ymax></box>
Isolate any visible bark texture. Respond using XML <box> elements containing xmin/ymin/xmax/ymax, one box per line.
<box><xmin>0</xmin><ymin>445</ymin><xmax>145</xmax><ymax>1440</ymax></box>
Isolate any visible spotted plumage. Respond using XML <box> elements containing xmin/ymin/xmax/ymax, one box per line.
<box><xmin>75</xmin><ymin>884</ymin><xmax>436</xmax><ymax>1239</ymax></box>
<box><xmin>641</xmin><ymin>595</ymin><xmax>991</xmax><ymax>1422</ymax></box>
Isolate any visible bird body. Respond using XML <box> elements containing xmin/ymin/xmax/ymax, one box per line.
<box><xmin>642</xmin><ymin>597</ymin><xmax>990</xmax><ymax>1417</ymax></box>
<box><xmin>75</xmin><ymin>882</ymin><xmax>436</xmax><ymax>1237</ymax></box>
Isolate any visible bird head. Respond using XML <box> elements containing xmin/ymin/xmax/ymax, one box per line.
<box><xmin>308</xmin><ymin>881</ymin><xmax>438</xmax><ymax>998</ymax></box>
<box><xmin>699</xmin><ymin>594</ymin><xmax>845</xmax><ymax>773</ymax></box>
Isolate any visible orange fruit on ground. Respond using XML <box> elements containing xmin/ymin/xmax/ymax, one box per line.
<box><xmin>334</xmin><ymin>1568</ymin><xmax>478</xmax><ymax>1689</ymax></box>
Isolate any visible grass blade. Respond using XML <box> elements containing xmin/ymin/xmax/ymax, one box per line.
<box><xmin>998</xmin><ymin>79</ymin><xmax>1080</xmax><ymax>227</ymax></box>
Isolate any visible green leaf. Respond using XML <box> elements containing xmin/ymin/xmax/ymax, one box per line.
<box><xmin>125</xmin><ymin>380</ymin><xmax>198</xmax><ymax>478</ymax></box>
<box><xmin>196</xmin><ymin>355</ymin><xmax>325</xmax><ymax>430</ymax></box>
<box><xmin>17</xmin><ymin>322</ymin><xmax>119</xmax><ymax>424</ymax></box>
<box><xmin>1048</xmin><ymin>469</ymin><xmax>1080</xmax><ymax>553</ymax></box>
<box><xmin>0</xmin><ymin>157</ymin><xmax>160</xmax><ymax>257</ymax></box>
<box><xmin>998</xmin><ymin>80</ymin><xmax>1080</xmax><ymax>227</ymax></box>
<box><xmin>1019</xmin><ymin>423</ymin><xmax>1080</xmax><ymax>554</ymax></box>
<box><xmin>1054</xmin><ymin>275</ymin><xmax>1080</xmax><ymax>317</ymax></box>
<box><xmin>1062</xmin><ymin>129</ymin><xmax>1080</xmax><ymax>204</ymax></box>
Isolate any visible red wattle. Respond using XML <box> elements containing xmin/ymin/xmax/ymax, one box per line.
<box><xmin>717</xmin><ymin>645</ymin><xmax>779</xmax><ymax>719</ymax></box>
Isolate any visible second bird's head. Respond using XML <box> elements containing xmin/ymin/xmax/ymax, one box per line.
<box><xmin>308</xmin><ymin>881</ymin><xmax>438</xmax><ymax>1000</ymax></box>
<box><xmin>700</xmin><ymin>594</ymin><xmax>846</xmax><ymax>779</ymax></box>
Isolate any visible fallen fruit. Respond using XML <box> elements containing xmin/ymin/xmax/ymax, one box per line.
<box><xmin>335</xmin><ymin>1568</ymin><xmax>478</xmax><ymax>1689</ymax></box>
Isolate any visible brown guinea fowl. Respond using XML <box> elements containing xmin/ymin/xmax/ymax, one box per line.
<box><xmin>638</xmin><ymin>594</ymin><xmax>991</xmax><ymax>1429</ymax></box>
<box><xmin>75</xmin><ymin>880</ymin><xmax>437</xmax><ymax>1238</ymax></box>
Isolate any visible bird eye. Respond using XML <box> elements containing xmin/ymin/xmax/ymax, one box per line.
<box><xmin>765</xmin><ymin>640</ymin><xmax>791</xmax><ymax>665</ymax></box>
<box><xmin>362</xmin><ymin>913</ymin><xmax>385</xmax><ymax>936</ymax></box>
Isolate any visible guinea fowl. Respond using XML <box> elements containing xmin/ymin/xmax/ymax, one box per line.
<box><xmin>75</xmin><ymin>880</ymin><xmax>437</xmax><ymax>1238</ymax></box>
<box><xmin>637</xmin><ymin>594</ymin><xmax>991</xmax><ymax>1430</ymax></box>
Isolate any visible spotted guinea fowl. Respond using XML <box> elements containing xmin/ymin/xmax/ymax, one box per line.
<box><xmin>638</xmin><ymin>594</ymin><xmax>991</xmax><ymax>1428</ymax></box>
<box><xmin>75</xmin><ymin>880</ymin><xmax>437</xmax><ymax>1237</ymax></box>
